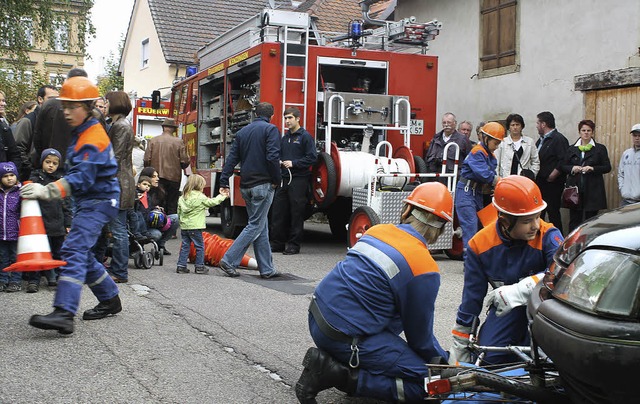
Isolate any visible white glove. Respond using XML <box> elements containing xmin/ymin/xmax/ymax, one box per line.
<box><xmin>20</xmin><ymin>180</ymin><xmax>70</xmax><ymax>201</ymax></box>
<box><xmin>448</xmin><ymin>323</ymin><xmax>472</xmax><ymax>365</ymax></box>
<box><xmin>486</xmin><ymin>272</ymin><xmax>544</xmax><ymax>317</ymax></box>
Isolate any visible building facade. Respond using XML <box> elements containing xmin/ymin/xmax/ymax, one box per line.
<box><xmin>397</xmin><ymin>0</ymin><xmax>640</xmax><ymax>207</ymax></box>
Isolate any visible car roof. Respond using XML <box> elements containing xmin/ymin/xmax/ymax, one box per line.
<box><xmin>565</xmin><ymin>203</ymin><xmax>640</xmax><ymax>252</ymax></box>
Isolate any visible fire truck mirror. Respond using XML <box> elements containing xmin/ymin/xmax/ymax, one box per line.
<box><xmin>151</xmin><ymin>90</ymin><xmax>161</xmax><ymax>110</ymax></box>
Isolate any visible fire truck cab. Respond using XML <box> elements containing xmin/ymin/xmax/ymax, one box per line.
<box><xmin>132</xmin><ymin>97</ymin><xmax>171</xmax><ymax>139</ymax></box>
<box><xmin>170</xmin><ymin>8</ymin><xmax>457</xmax><ymax>253</ymax></box>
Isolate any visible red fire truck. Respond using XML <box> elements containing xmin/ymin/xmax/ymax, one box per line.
<box><xmin>169</xmin><ymin>8</ymin><xmax>462</xmax><ymax>257</ymax></box>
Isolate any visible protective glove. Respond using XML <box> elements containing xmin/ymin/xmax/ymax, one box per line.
<box><xmin>448</xmin><ymin>323</ymin><xmax>472</xmax><ymax>365</ymax></box>
<box><xmin>20</xmin><ymin>179</ymin><xmax>70</xmax><ymax>201</ymax></box>
<box><xmin>486</xmin><ymin>272</ymin><xmax>544</xmax><ymax>317</ymax></box>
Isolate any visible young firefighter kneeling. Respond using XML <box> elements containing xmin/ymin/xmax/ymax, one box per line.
<box><xmin>296</xmin><ymin>182</ymin><xmax>453</xmax><ymax>403</ymax></box>
<box><xmin>450</xmin><ymin>176</ymin><xmax>563</xmax><ymax>365</ymax></box>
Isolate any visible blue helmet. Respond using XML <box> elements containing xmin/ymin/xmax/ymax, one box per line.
<box><xmin>148</xmin><ymin>209</ymin><xmax>167</xmax><ymax>229</ymax></box>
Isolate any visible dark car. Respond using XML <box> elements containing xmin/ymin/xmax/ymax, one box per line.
<box><xmin>528</xmin><ymin>203</ymin><xmax>640</xmax><ymax>404</ymax></box>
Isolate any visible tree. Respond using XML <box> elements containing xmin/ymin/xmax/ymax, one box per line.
<box><xmin>96</xmin><ymin>36</ymin><xmax>125</xmax><ymax>95</ymax></box>
<box><xmin>0</xmin><ymin>0</ymin><xmax>94</xmax><ymax>121</ymax></box>
<box><xmin>1</xmin><ymin>0</ymin><xmax>94</xmax><ymax>65</ymax></box>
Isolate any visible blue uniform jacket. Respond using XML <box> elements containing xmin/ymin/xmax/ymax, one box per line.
<box><xmin>315</xmin><ymin>224</ymin><xmax>447</xmax><ymax>362</ymax></box>
<box><xmin>280</xmin><ymin>127</ymin><xmax>317</xmax><ymax>178</ymax></box>
<box><xmin>456</xmin><ymin>220</ymin><xmax>563</xmax><ymax>327</ymax></box>
<box><xmin>64</xmin><ymin>118</ymin><xmax>120</xmax><ymax>204</ymax></box>
<box><xmin>459</xmin><ymin>143</ymin><xmax>497</xmax><ymax>185</ymax></box>
<box><xmin>220</xmin><ymin>117</ymin><xmax>281</xmax><ymax>189</ymax></box>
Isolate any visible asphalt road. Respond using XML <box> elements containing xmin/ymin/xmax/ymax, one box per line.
<box><xmin>0</xmin><ymin>218</ymin><xmax>465</xmax><ymax>403</ymax></box>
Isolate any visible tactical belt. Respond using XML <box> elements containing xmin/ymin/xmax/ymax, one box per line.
<box><xmin>309</xmin><ymin>295</ymin><xmax>361</xmax><ymax>368</ymax></box>
<box><xmin>460</xmin><ymin>176</ymin><xmax>478</xmax><ymax>188</ymax></box>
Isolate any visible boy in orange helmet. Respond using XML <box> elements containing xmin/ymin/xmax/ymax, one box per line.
<box><xmin>296</xmin><ymin>182</ymin><xmax>454</xmax><ymax>403</ymax></box>
<box><xmin>21</xmin><ymin>76</ymin><xmax>122</xmax><ymax>335</ymax></box>
<box><xmin>450</xmin><ymin>176</ymin><xmax>563</xmax><ymax>365</ymax></box>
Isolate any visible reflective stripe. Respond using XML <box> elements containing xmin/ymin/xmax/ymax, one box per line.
<box><xmin>452</xmin><ymin>329</ymin><xmax>470</xmax><ymax>339</ymax></box>
<box><xmin>16</xmin><ymin>234</ymin><xmax>51</xmax><ymax>254</ymax></box>
<box><xmin>365</xmin><ymin>224</ymin><xmax>439</xmax><ymax>277</ymax></box>
<box><xmin>58</xmin><ymin>275</ymin><xmax>84</xmax><ymax>286</ymax></box>
<box><xmin>351</xmin><ymin>242</ymin><xmax>399</xmax><ymax>279</ymax></box>
<box><xmin>88</xmin><ymin>271</ymin><xmax>108</xmax><ymax>288</ymax></box>
<box><xmin>395</xmin><ymin>378</ymin><xmax>405</xmax><ymax>403</ymax></box>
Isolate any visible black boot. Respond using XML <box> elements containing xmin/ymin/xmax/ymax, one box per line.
<box><xmin>82</xmin><ymin>295</ymin><xmax>122</xmax><ymax>320</ymax></box>
<box><xmin>295</xmin><ymin>347</ymin><xmax>358</xmax><ymax>403</ymax></box>
<box><xmin>29</xmin><ymin>308</ymin><xmax>75</xmax><ymax>335</ymax></box>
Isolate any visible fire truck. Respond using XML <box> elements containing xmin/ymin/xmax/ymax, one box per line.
<box><xmin>169</xmin><ymin>7</ymin><xmax>463</xmax><ymax>258</ymax></box>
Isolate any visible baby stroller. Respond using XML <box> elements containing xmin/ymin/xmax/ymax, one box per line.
<box><xmin>129</xmin><ymin>231</ymin><xmax>163</xmax><ymax>269</ymax></box>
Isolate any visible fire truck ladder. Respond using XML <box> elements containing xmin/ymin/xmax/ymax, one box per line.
<box><xmin>281</xmin><ymin>23</ymin><xmax>310</xmax><ymax>133</ymax></box>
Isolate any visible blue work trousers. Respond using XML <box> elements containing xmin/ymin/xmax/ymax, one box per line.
<box><xmin>477</xmin><ymin>306</ymin><xmax>530</xmax><ymax>365</ymax></box>
<box><xmin>55</xmin><ymin>199</ymin><xmax>120</xmax><ymax>314</ymax></box>
<box><xmin>455</xmin><ymin>182</ymin><xmax>484</xmax><ymax>256</ymax></box>
<box><xmin>309</xmin><ymin>315</ymin><xmax>432</xmax><ymax>403</ymax></box>
<box><xmin>221</xmin><ymin>183</ymin><xmax>275</xmax><ymax>277</ymax></box>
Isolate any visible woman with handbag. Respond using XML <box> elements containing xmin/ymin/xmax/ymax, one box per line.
<box><xmin>561</xmin><ymin>120</ymin><xmax>611</xmax><ymax>232</ymax></box>
<box><xmin>495</xmin><ymin>113</ymin><xmax>540</xmax><ymax>180</ymax></box>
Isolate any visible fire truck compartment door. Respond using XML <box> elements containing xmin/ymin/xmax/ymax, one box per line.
<box><xmin>323</xmin><ymin>92</ymin><xmax>408</xmax><ymax>126</ymax></box>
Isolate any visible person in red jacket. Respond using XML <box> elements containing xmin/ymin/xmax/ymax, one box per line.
<box><xmin>296</xmin><ymin>182</ymin><xmax>453</xmax><ymax>403</ymax></box>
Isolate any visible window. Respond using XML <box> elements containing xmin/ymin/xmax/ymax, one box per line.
<box><xmin>480</xmin><ymin>0</ymin><xmax>518</xmax><ymax>76</ymax></box>
<box><xmin>190</xmin><ymin>84</ymin><xmax>198</xmax><ymax>112</ymax></box>
<box><xmin>141</xmin><ymin>38</ymin><xmax>149</xmax><ymax>68</ymax></box>
<box><xmin>179</xmin><ymin>85</ymin><xmax>188</xmax><ymax>114</ymax></box>
<box><xmin>22</xmin><ymin>18</ymin><xmax>34</xmax><ymax>47</ymax></box>
<box><xmin>53</xmin><ymin>22</ymin><xmax>68</xmax><ymax>52</ymax></box>
<box><xmin>0</xmin><ymin>68</ymin><xmax>14</xmax><ymax>81</ymax></box>
<box><xmin>49</xmin><ymin>73</ymin><xmax>65</xmax><ymax>86</ymax></box>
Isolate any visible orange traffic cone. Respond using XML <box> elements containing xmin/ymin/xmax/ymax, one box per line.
<box><xmin>3</xmin><ymin>197</ymin><xmax>66</xmax><ymax>272</ymax></box>
<box><xmin>189</xmin><ymin>232</ymin><xmax>257</xmax><ymax>269</ymax></box>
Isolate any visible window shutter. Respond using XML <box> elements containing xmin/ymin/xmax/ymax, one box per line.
<box><xmin>480</xmin><ymin>0</ymin><xmax>517</xmax><ymax>71</ymax></box>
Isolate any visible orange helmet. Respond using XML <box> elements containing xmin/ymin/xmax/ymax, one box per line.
<box><xmin>58</xmin><ymin>76</ymin><xmax>100</xmax><ymax>102</ymax></box>
<box><xmin>404</xmin><ymin>182</ymin><xmax>453</xmax><ymax>223</ymax></box>
<box><xmin>480</xmin><ymin>122</ymin><xmax>506</xmax><ymax>141</ymax></box>
<box><xmin>493</xmin><ymin>175</ymin><xmax>547</xmax><ymax>216</ymax></box>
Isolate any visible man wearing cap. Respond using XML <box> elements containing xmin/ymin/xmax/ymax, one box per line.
<box><xmin>618</xmin><ymin>124</ymin><xmax>640</xmax><ymax>206</ymax></box>
<box><xmin>143</xmin><ymin>118</ymin><xmax>189</xmax><ymax>215</ymax></box>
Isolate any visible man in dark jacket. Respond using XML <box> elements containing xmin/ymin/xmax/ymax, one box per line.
<box><xmin>32</xmin><ymin>68</ymin><xmax>88</xmax><ymax>171</ymax></box>
<box><xmin>14</xmin><ymin>85</ymin><xmax>58</xmax><ymax>181</ymax></box>
<box><xmin>535</xmin><ymin>111</ymin><xmax>569</xmax><ymax>234</ymax></box>
<box><xmin>0</xmin><ymin>115</ymin><xmax>21</xmax><ymax>171</ymax></box>
<box><xmin>218</xmin><ymin>102</ymin><xmax>281</xmax><ymax>279</ymax></box>
<box><xmin>424</xmin><ymin>112</ymin><xmax>470</xmax><ymax>181</ymax></box>
<box><xmin>270</xmin><ymin>107</ymin><xmax>317</xmax><ymax>255</ymax></box>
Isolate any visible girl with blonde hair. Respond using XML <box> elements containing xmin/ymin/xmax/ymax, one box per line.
<box><xmin>176</xmin><ymin>174</ymin><xmax>227</xmax><ymax>274</ymax></box>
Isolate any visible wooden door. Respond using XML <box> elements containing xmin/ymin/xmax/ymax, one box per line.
<box><xmin>584</xmin><ymin>86</ymin><xmax>640</xmax><ymax>209</ymax></box>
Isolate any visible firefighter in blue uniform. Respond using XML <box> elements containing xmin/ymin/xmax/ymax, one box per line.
<box><xmin>455</xmin><ymin>122</ymin><xmax>505</xmax><ymax>256</ymax></box>
<box><xmin>450</xmin><ymin>176</ymin><xmax>564</xmax><ymax>365</ymax></box>
<box><xmin>21</xmin><ymin>76</ymin><xmax>122</xmax><ymax>335</ymax></box>
<box><xmin>269</xmin><ymin>107</ymin><xmax>317</xmax><ymax>255</ymax></box>
<box><xmin>296</xmin><ymin>182</ymin><xmax>453</xmax><ymax>403</ymax></box>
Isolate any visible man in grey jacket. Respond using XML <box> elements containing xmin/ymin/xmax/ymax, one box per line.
<box><xmin>618</xmin><ymin>124</ymin><xmax>640</xmax><ymax>206</ymax></box>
